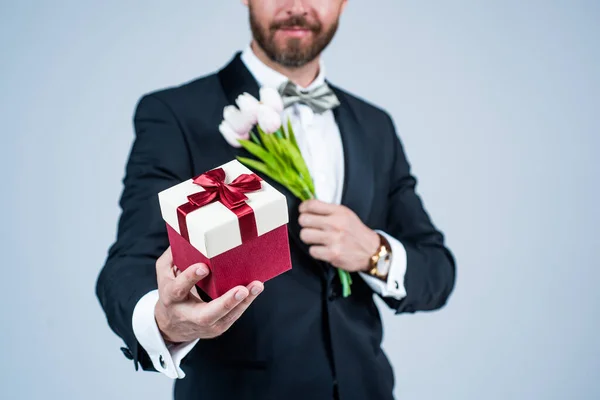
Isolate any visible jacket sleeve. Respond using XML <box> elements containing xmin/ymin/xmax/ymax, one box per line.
<box><xmin>379</xmin><ymin>114</ymin><xmax>456</xmax><ymax>314</ymax></box>
<box><xmin>95</xmin><ymin>94</ymin><xmax>193</xmax><ymax>371</ymax></box>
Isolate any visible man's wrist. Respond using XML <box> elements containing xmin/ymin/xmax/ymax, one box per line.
<box><xmin>154</xmin><ymin>300</ymin><xmax>177</xmax><ymax>344</ymax></box>
<box><xmin>362</xmin><ymin>230</ymin><xmax>382</xmax><ymax>272</ymax></box>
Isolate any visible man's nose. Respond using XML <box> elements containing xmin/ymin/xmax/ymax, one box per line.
<box><xmin>287</xmin><ymin>0</ymin><xmax>308</xmax><ymax>15</ymax></box>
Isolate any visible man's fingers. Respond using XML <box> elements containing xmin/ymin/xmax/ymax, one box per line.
<box><xmin>299</xmin><ymin>228</ymin><xmax>330</xmax><ymax>245</ymax></box>
<box><xmin>298</xmin><ymin>212</ymin><xmax>331</xmax><ymax>230</ymax></box>
<box><xmin>173</xmin><ymin>265</ymin><xmax>182</xmax><ymax>278</ymax></box>
<box><xmin>308</xmin><ymin>245</ymin><xmax>331</xmax><ymax>263</ymax></box>
<box><xmin>174</xmin><ymin>266</ymin><xmax>202</xmax><ymax>300</ymax></box>
<box><xmin>197</xmin><ymin>285</ymin><xmax>252</xmax><ymax>326</ymax></box>
<box><xmin>155</xmin><ymin>247</ymin><xmax>174</xmax><ymax>282</ymax></box>
<box><xmin>165</xmin><ymin>263</ymin><xmax>210</xmax><ymax>304</ymax></box>
<box><xmin>216</xmin><ymin>281</ymin><xmax>264</xmax><ymax>331</ymax></box>
<box><xmin>299</xmin><ymin>199</ymin><xmax>337</xmax><ymax>215</ymax></box>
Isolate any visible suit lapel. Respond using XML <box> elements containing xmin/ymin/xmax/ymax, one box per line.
<box><xmin>217</xmin><ymin>54</ymin><xmax>312</xmax><ymax>265</ymax></box>
<box><xmin>331</xmin><ymin>86</ymin><xmax>376</xmax><ymax>226</ymax></box>
<box><xmin>217</xmin><ymin>53</ymin><xmax>261</xmax><ymax>104</ymax></box>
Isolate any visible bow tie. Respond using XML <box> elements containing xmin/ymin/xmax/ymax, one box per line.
<box><xmin>278</xmin><ymin>80</ymin><xmax>341</xmax><ymax>114</ymax></box>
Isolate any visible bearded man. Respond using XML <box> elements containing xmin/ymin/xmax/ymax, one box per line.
<box><xmin>96</xmin><ymin>1</ymin><xmax>456</xmax><ymax>399</ymax></box>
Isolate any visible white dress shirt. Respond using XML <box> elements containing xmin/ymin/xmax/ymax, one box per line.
<box><xmin>131</xmin><ymin>45</ymin><xmax>408</xmax><ymax>379</ymax></box>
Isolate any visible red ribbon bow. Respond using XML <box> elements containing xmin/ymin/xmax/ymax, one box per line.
<box><xmin>177</xmin><ymin>168</ymin><xmax>262</xmax><ymax>244</ymax></box>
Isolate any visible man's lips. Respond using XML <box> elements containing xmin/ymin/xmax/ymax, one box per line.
<box><xmin>277</xmin><ymin>26</ymin><xmax>312</xmax><ymax>38</ymax></box>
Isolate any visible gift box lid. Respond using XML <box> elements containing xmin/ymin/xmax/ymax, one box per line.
<box><xmin>158</xmin><ymin>160</ymin><xmax>289</xmax><ymax>258</ymax></box>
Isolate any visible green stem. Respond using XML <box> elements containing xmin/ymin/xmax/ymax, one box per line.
<box><xmin>301</xmin><ymin>187</ymin><xmax>314</xmax><ymax>201</ymax></box>
<box><xmin>338</xmin><ymin>269</ymin><xmax>352</xmax><ymax>297</ymax></box>
<box><xmin>250</xmin><ymin>130</ymin><xmax>261</xmax><ymax>145</ymax></box>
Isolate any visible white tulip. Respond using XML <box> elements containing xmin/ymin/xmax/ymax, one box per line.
<box><xmin>219</xmin><ymin>120</ymin><xmax>244</xmax><ymax>148</ymax></box>
<box><xmin>223</xmin><ymin>105</ymin><xmax>253</xmax><ymax>136</ymax></box>
<box><xmin>259</xmin><ymin>87</ymin><xmax>284</xmax><ymax>113</ymax></box>
<box><xmin>257</xmin><ymin>104</ymin><xmax>282</xmax><ymax>134</ymax></box>
<box><xmin>235</xmin><ymin>92</ymin><xmax>260</xmax><ymax>124</ymax></box>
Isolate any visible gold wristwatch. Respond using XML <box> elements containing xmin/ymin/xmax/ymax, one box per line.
<box><xmin>368</xmin><ymin>233</ymin><xmax>393</xmax><ymax>281</ymax></box>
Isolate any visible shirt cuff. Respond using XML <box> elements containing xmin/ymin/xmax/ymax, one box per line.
<box><xmin>358</xmin><ymin>230</ymin><xmax>407</xmax><ymax>300</ymax></box>
<box><xmin>132</xmin><ymin>290</ymin><xmax>199</xmax><ymax>379</ymax></box>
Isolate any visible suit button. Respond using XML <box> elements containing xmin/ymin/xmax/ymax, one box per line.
<box><xmin>159</xmin><ymin>355</ymin><xmax>166</xmax><ymax>369</ymax></box>
<box><xmin>120</xmin><ymin>347</ymin><xmax>133</xmax><ymax>360</ymax></box>
<box><xmin>394</xmin><ymin>280</ymin><xmax>399</xmax><ymax>290</ymax></box>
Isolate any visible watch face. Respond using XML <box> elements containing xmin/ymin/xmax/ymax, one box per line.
<box><xmin>377</xmin><ymin>251</ymin><xmax>392</xmax><ymax>276</ymax></box>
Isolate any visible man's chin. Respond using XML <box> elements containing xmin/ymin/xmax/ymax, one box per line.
<box><xmin>273</xmin><ymin>42</ymin><xmax>315</xmax><ymax>58</ymax></box>
<box><xmin>272</xmin><ymin>35</ymin><xmax>313</xmax><ymax>49</ymax></box>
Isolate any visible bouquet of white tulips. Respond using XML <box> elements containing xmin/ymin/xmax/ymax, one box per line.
<box><xmin>219</xmin><ymin>87</ymin><xmax>353</xmax><ymax>297</ymax></box>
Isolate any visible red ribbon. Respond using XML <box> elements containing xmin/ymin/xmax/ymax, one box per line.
<box><xmin>176</xmin><ymin>168</ymin><xmax>262</xmax><ymax>245</ymax></box>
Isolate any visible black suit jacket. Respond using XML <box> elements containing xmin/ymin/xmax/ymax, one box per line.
<box><xmin>96</xmin><ymin>53</ymin><xmax>456</xmax><ymax>400</ymax></box>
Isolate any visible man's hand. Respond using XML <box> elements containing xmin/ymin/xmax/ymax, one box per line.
<box><xmin>298</xmin><ymin>199</ymin><xmax>380</xmax><ymax>272</ymax></box>
<box><xmin>154</xmin><ymin>247</ymin><xmax>264</xmax><ymax>344</ymax></box>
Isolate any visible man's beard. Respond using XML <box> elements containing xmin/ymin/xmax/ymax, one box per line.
<box><xmin>249</xmin><ymin>7</ymin><xmax>339</xmax><ymax>68</ymax></box>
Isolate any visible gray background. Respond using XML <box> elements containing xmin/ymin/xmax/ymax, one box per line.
<box><xmin>1</xmin><ymin>1</ymin><xmax>599</xmax><ymax>399</ymax></box>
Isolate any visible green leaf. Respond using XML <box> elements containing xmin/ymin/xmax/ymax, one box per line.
<box><xmin>291</xmin><ymin>174</ymin><xmax>314</xmax><ymax>201</ymax></box>
<box><xmin>242</xmin><ymin>123</ymin><xmax>317</xmax><ymax>201</ymax></box>
<box><xmin>284</xmin><ymin>183</ymin><xmax>306</xmax><ymax>200</ymax></box>
<box><xmin>286</xmin><ymin>119</ymin><xmax>300</xmax><ymax>151</ymax></box>
<box><xmin>236</xmin><ymin>157</ymin><xmax>271</xmax><ymax>177</ymax></box>
<box><xmin>259</xmin><ymin>129</ymin><xmax>291</xmax><ymax>170</ymax></box>
<box><xmin>237</xmin><ymin>156</ymin><xmax>306</xmax><ymax>199</ymax></box>
<box><xmin>279</xmin><ymin>139</ymin><xmax>315</xmax><ymax>194</ymax></box>
<box><xmin>269</xmin><ymin>134</ymin><xmax>292</xmax><ymax>164</ymax></box>
<box><xmin>256</xmin><ymin>127</ymin><xmax>279</xmax><ymax>160</ymax></box>
<box><xmin>285</xmin><ymin>177</ymin><xmax>311</xmax><ymax>200</ymax></box>
<box><xmin>238</xmin><ymin>139</ymin><xmax>284</xmax><ymax>171</ymax></box>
